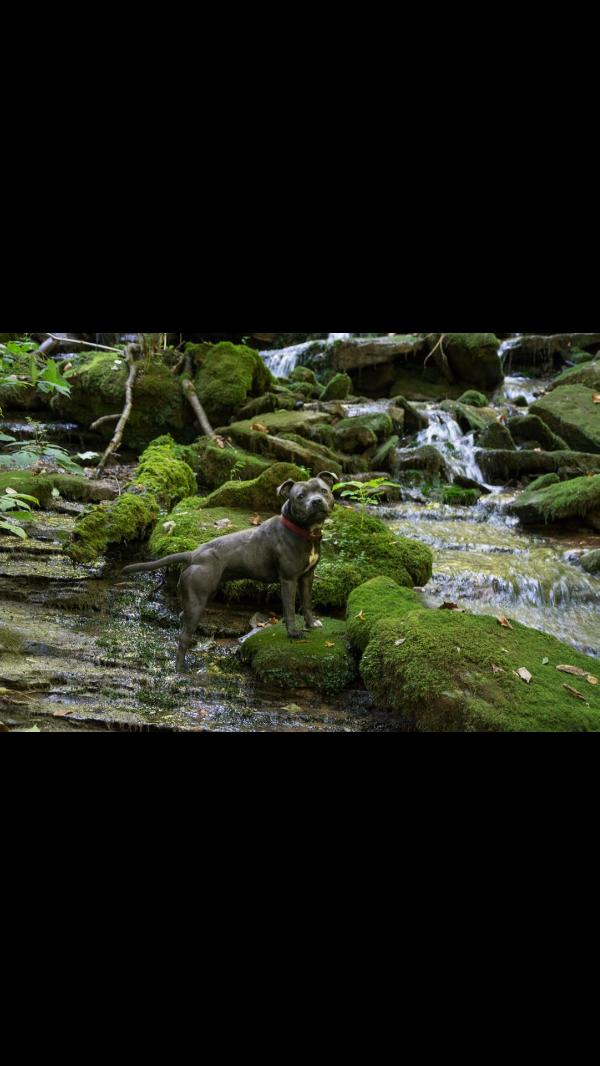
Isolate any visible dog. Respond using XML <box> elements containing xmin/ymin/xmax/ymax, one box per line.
<box><xmin>121</xmin><ymin>472</ymin><xmax>337</xmax><ymax>671</ymax></box>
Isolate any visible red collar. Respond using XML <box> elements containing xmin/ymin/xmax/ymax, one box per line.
<box><xmin>280</xmin><ymin>514</ymin><xmax>322</xmax><ymax>542</ymax></box>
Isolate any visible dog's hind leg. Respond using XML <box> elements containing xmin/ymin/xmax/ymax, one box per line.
<box><xmin>175</xmin><ymin>562</ymin><xmax>220</xmax><ymax>672</ymax></box>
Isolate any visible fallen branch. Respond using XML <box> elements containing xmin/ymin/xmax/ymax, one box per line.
<box><xmin>181</xmin><ymin>355</ymin><xmax>213</xmax><ymax>436</ymax></box>
<box><xmin>90</xmin><ymin>413</ymin><xmax>120</xmax><ymax>430</ymax></box>
<box><xmin>424</xmin><ymin>333</ymin><xmax>454</xmax><ymax>383</ymax></box>
<box><xmin>44</xmin><ymin>334</ymin><xmax>122</xmax><ymax>354</ymax></box>
<box><xmin>95</xmin><ymin>344</ymin><xmax>139</xmax><ymax>477</ymax></box>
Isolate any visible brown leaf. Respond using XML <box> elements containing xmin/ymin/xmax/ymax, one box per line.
<box><xmin>557</xmin><ymin>664</ymin><xmax>588</xmax><ymax>678</ymax></box>
<box><xmin>516</xmin><ymin>667</ymin><xmax>532</xmax><ymax>684</ymax></box>
<box><xmin>586</xmin><ymin>674</ymin><xmax>598</xmax><ymax>686</ymax></box>
<box><xmin>268</xmin><ymin>616</ymin><xmax>279</xmax><ymax>625</ymax></box>
<box><xmin>324</xmin><ymin>641</ymin><xmax>335</xmax><ymax>648</ymax></box>
<box><xmin>249</xmin><ymin>513</ymin><xmax>263</xmax><ymax>526</ymax></box>
<box><xmin>52</xmin><ymin>709</ymin><xmax>72</xmax><ymax>718</ymax></box>
<box><xmin>439</xmin><ymin>601</ymin><xmax>464</xmax><ymax>612</ymax></box>
<box><xmin>251</xmin><ymin>422</ymin><xmax>269</xmax><ymax>433</ymax></box>
<box><xmin>562</xmin><ymin>684</ymin><xmax>588</xmax><ymax>702</ymax></box>
<box><xmin>497</xmin><ymin>616</ymin><xmax>513</xmax><ymax>630</ymax></box>
<box><xmin>592</xmin><ymin>393</ymin><xmax>600</xmax><ymax>404</ymax></box>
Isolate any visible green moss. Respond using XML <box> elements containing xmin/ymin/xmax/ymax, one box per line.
<box><xmin>312</xmin><ymin>507</ymin><xmax>433</xmax><ymax>609</ymax></box>
<box><xmin>200</xmin><ymin>462</ymin><xmax>307</xmax><ymax>512</ymax></box>
<box><xmin>240</xmin><ymin>618</ymin><xmax>357</xmax><ymax>694</ymax></box>
<box><xmin>550</xmin><ymin>360</ymin><xmax>600</xmax><ymax>391</ymax></box>
<box><xmin>581</xmin><ymin>549</ymin><xmax>600</xmax><ymax>575</ymax></box>
<box><xmin>511</xmin><ymin>473</ymin><xmax>600</xmax><ymax>528</ymax></box>
<box><xmin>0</xmin><ymin>623</ymin><xmax>24</xmax><ymax>653</ymax></box>
<box><xmin>476</xmin><ymin>449</ymin><xmax>600</xmax><ymax>485</ymax></box>
<box><xmin>225</xmin><ymin>412</ymin><xmax>342</xmax><ymax>476</ymax></box>
<box><xmin>346</xmin><ymin>577</ymin><xmax>421</xmax><ymax>652</ymax></box>
<box><xmin>334</xmin><ymin>412</ymin><xmax>393</xmax><ymax>443</ymax></box>
<box><xmin>457</xmin><ymin>390</ymin><xmax>488</xmax><ymax>407</ymax></box>
<box><xmin>507</xmin><ymin>414</ymin><xmax>569</xmax><ymax>451</ymax></box>
<box><xmin>524</xmin><ymin>473</ymin><xmax>560</xmax><ymax>493</ymax></box>
<box><xmin>193</xmin><ymin>341</ymin><xmax>275</xmax><ymax>424</ymax></box>
<box><xmin>228</xmin><ymin>409</ymin><xmax>332</xmax><ymax>441</ymax></box>
<box><xmin>443</xmin><ymin>333</ymin><xmax>503</xmax><ymax>390</ymax></box>
<box><xmin>372</xmin><ymin>435</ymin><xmax>400</xmax><ymax>469</ymax></box>
<box><xmin>135</xmin><ymin>439</ymin><xmax>197</xmax><ymax>510</ymax></box>
<box><xmin>289</xmin><ymin>367</ymin><xmax>319</xmax><ymax>384</ymax></box>
<box><xmin>531</xmin><ymin>385</ymin><xmax>600</xmax><ymax>453</ymax></box>
<box><xmin>360</xmin><ymin>610</ymin><xmax>600</xmax><ymax>731</ymax></box>
<box><xmin>388</xmin><ymin>395</ymin><xmax>429</xmax><ymax>434</ymax></box>
<box><xmin>388</xmin><ymin>371</ymin><xmax>465</xmax><ymax>403</ymax></box>
<box><xmin>279</xmin><ymin>433</ymin><xmax>345</xmax><ymax>472</ymax></box>
<box><xmin>186</xmin><ymin>437</ymin><xmax>272</xmax><ymax>487</ymax></box>
<box><xmin>441</xmin><ymin>486</ymin><xmax>482</xmax><ymax>507</ymax></box>
<box><xmin>236</xmin><ymin>393</ymin><xmax>297</xmax><ymax>420</ymax></box>
<box><xmin>479</xmin><ymin>422</ymin><xmax>516</xmax><ymax>450</ymax></box>
<box><xmin>321</xmin><ymin>373</ymin><xmax>352</xmax><ymax>401</ymax></box>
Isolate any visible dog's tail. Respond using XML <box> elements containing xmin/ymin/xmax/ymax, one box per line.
<box><xmin>122</xmin><ymin>551</ymin><xmax>193</xmax><ymax>575</ymax></box>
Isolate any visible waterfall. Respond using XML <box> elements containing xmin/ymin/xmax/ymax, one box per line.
<box><xmin>258</xmin><ymin>340</ymin><xmax>318</xmax><ymax>378</ymax></box>
<box><xmin>413</xmin><ymin>407</ymin><xmax>487</xmax><ymax>485</ymax></box>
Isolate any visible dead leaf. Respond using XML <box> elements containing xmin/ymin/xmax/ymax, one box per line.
<box><xmin>439</xmin><ymin>601</ymin><xmax>464</xmax><ymax>612</ymax></box>
<box><xmin>395</xmin><ymin>638</ymin><xmax>406</xmax><ymax>647</ymax></box>
<box><xmin>563</xmin><ymin>684</ymin><xmax>588</xmax><ymax>702</ymax></box>
<box><xmin>355</xmin><ymin>610</ymin><xmax>366</xmax><ymax>621</ymax></box>
<box><xmin>497</xmin><ymin>616</ymin><xmax>513</xmax><ymax>630</ymax></box>
<box><xmin>249</xmin><ymin>513</ymin><xmax>262</xmax><ymax>526</ymax></box>
<box><xmin>268</xmin><ymin>616</ymin><xmax>279</xmax><ymax>625</ymax></box>
<box><xmin>516</xmin><ymin>667</ymin><xmax>532</xmax><ymax>684</ymax></box>
<box><xmin>586</xmin><ymin>675</ymin><xmax>598</xmax><ymax>686</ymax></box>
<box><xmin>52</xmin><ymin>709</ymin><xmax>72</xmax><ymax>718</ymax></box>
<box><xmin>251</xmin><ymin>422</ymin><xmax>269</xmax><ymax>433</ymax></box>
<box><xmin>492</xmin><ymin>664</ymin><xmax>504</xmax><ymax>674</ymax></box>
<box><xmin>324</xmin><ymin>641</ymin><xmax>335</xmax><ymax>648</ymax></box>
<box><xmin>592</xmin><ymin>393</ymin><xmax>600</xmax><ymax>404</ymax></box>
<box><xmin>557</xmin><ymin>664</ymin><xmax>588</xmax><ymax>678</ymax></box>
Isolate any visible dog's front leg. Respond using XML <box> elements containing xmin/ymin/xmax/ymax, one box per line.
<box><xmin>280</xmin><ymin>577</ymin><xmax>302</xmax><ymax>638</ymax></box>
<box><xmin>299</xmin><ymin>570</ymin><xmax>323</xmax><ymax>629</ymax></box>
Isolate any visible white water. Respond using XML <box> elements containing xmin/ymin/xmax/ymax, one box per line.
<box><xmin>412</xmin><ymin>406</ymin><xmax>488</xmax><ymax>486</ymax></box>
<box><xmin>498</xmin><ymin>334</ymin><xmax>523</xmax><ymax>363</ymax></box>
<box><xmin>259</xmin><ymin>341</ymin><xmax>319</xmax><ymax>378</ymax></box>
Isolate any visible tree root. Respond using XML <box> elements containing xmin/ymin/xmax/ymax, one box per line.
<box><xmin>181</xmin><ymin>355</ymin><xmax>213</xmax><ymax>436</ymax></box>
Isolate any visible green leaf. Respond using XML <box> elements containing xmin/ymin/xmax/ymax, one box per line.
<box><xmin>0</xmin><ymin>519</ymin><xmax>27</xmax><ymax>538</ymax></box>
<box><xmin>0</xmin><ymin>432</ymin><xmax>16</xmax><ymax>442</ymax></box>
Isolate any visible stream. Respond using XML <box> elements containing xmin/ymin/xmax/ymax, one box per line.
<box><xmin>2</xmin><ymin>344</ymin><xmax>600</xmax><ymax>730</ymax></box>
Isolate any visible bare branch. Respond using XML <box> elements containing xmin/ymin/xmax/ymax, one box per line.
<box><xmin>94</xmin><ymin>344</ymin><xmax>139</xmax><ymax>477</ymax></box>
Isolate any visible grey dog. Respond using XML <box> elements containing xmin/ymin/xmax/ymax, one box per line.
<box><xmin>121</xmin><ymin>472</ymin><xmax>337</xmax><ymax>671</ymax></box>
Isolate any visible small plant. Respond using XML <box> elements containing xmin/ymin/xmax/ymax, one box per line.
<box><xmin>0</xmin><ymin>486</ymin><xmax>39</xmax><ymax>539</ymax></box>
<box><xmin>0</xmin><ymin>418</ymin><xmax>90</xmax><ymax>474</ymax></box>
<box><xmin>333</xmin><ymin>477</ymin><xmax>398</xmax><ymax>525</ymax></box>
<box><xmin>229</xmin><ymin>457</ymin><xmax>246</xmax><ymax>481</ymax></box>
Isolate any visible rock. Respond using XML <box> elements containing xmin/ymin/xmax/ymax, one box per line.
<box><xmin>236</xmin><ymin>393</ymin><xmax>297</xmax><ymax>420</ymax></box>
<box><xmin>508</xmin><ymin>473</ymin><xmax>600</xmax><ymax>531</ymax></box>
<box><xmin>330</xmin><ymin>335</ymin><xmax>427</xmax><ymax>372</ymax></box>
<box><xmin>548</xmin><ymin>360</ymin><xmax>600</xmax><ymax>393</ymax></box>
<box><xmin>334</xmin><ymin>412</ymin><xmax>394</xmax><ymax>444</ymax></box>
<box><xmin>191</xmin><ymin>341</ymin><xmax>275</xmax><ymax>426</ymax></box>
<box><xmin>0</xmin><ymin>471</ymin><xmax>117</xmax><ymax>507</ymax></box>
<box><xmin>227</xmin><ymin>409</ymin><xmax>333</xmax><ymax>442</ymax></box>
<box><xmin>475</xmin><ymin>449</ymin><xmax>600</xmax><ymax>485</ymax></box>
<box><xmin>372</xmin><ymin>436</ymin><xmax>400</xmax><ymax>471</ymax></box>
<box><xmin>321</xmin><ymin>373</ymin><xmax>352</xmax><ymax>401</ymax></box>
<box><xmin>387</xmin><ymin>406</ymin><xmax>406</xmax><ymax>437</ymax></box>
<box><xmin>240</xmin><ymin>617</ymin><xmax>357</xmax><ymax>695</ymax></box>
<box><xmin>507</xmin><ymin>414</ymin><xmax>569</xmax><ymax>452</ymax></box>
<box><xmin>442</xmin><ymin>333</ymin><xmax>504</xmax><ymax>390</ymax></box>
<box><xmin>334</xmin><ymin>424</ymin><xmax>378</xmax><ymax>454</ymax></box>
<box><xmin>289</xmin><ymin>367</ymin><xmax>319</xmax><ymax>384</ymax></box>
<box><xmin>393</xmin><ymin>445</ymin><xmax>451</xmax><ymax>482</ymax></box>
<box><xmin>531</xmin><ymin>385</ymin><xmax>600</xmax><ymax>453</ymax></box>
<box><xmin>200</xmin><ymin>463</ymin><xmax>307</xmax><ymax>513</ymax></box>
<box><xmin>360</xmin><ymin>610</ymin><xmax>600</xmax><ymax>731</ymax></box>
<box><xmin>389</xmin><ymin>395</ymin><xmax>428</xmax><ymax>434</ymax></box>
<box><xmin>279</xmin><ymin>434</ymin><xmax>346</xmax><ymax>474</ymax></box>
<box><xmin>183</xmin><ymin>437</ymin><xmax>272</xmax><ymax>489</ymax></box>
<box><xmin>581</xmin><ymin>549</ymin><xmax>600</xmax><ymax>575</ymax></box>
<box><xmin>480</xmin><ymin>422</ymin><xmax>516</xmax><ymax>450</ymax></box>
<box><xmin>501</xmin><ymin>334</ymin><xmax>600</xmax><ymax>373</ymax></box>
<box><xmin>441</xmin><ymin>486</ymin><xmax>482</xmax><ymax>507</ymax></box>
<box><xmin>346</xmin><ymin>577</ymin><xmax>421</xmax><ymax>652</ymax></box>
<box><xmin>457</xmin><ymin>390</ymin><xmax>489</xmax><ymax>408</ymax></box>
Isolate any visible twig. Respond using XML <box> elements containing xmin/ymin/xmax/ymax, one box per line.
<box><xmin>90</xmin><ymin>413</ymin><xmax>120</xmax><ymax>430</ymax></box>
<box><xmin>44</xmin><ymin>334</ymin><xmax>123</xmax><ymax>354</ymax></box>
<box><xmin>181</xmin><ymin>355</ymin><xmax>213</xmax><ymax>436</ymax></box>
<box><xmin>95</xmin><ymin>344</ymin><xmax>139</xmax><ymax>477</ymax></box>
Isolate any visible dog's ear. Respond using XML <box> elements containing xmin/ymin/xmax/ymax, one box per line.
<box><xmin>276</xmin><ymin>478</ymin><xmax>296</xmax><ymax>500</ymax></box>
<box><xmin>316</xmin><ymin>471</ymin><xmax>338</xmax><ymax>488</ymax></box>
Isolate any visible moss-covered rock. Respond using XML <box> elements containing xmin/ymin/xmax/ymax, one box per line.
<box><xmin>190</xmin><ymin>341</ymin><xmax>274</xmax><ymax>425</ymax></box>
<box><xmin>389</xmin><ymin>395</ymin><xmax>429</xmax><ymax>434</ymax></box>
<box><xmin>200</xmin><ymin>463</ymin><xmax>307</xmax><ymax>512</ymax></box>
<box><xmin>476</xmin><ymin>448</ymin><xmax>600</xmax><ymax>485</ymax></box>
<box><xmin>346</xmin><ymin>577</ymin><xmax>421</xmax><ymax>652</ymax></box>
<box><xmin>236</xmin><ymin>392</ymin><xmax>297</xmax><ymax>420</ymax></box>
<box><xmin>372</xmin><ymin>435</ymin><xmax>400</xmax><ymax>470</ymax></box>
<box><xmin>549</xmin><ymin>360</ymin><xmax>600</xmax><ymax>392</ymax></box>
<box><xmin>0</xmin><ymin>470</ymin><xmax>116</xmax><ymax>507</ymax></box>
<box><xmin>312</xmin><ymin>507</ymin><xmax>433</xmax><ymax>609</ymax></box>
<box><xmin>480</xmin><ymin>422</ymin><xmax>516</xmax><ymax>450</ymax></box>
<box><xmin>581</xmin><ymin>549</ymin><xmax>600</xmax><ymax>575</ymax></box>
<box><xmin>321</xmin><ymin>373</ymin><xmax>352</xmax><ymax>401</ymax></box>
<box><xmin>227</xmin><ymin>409</ymin><xmax>333</xmax><ymax>443</ymax></box>
<box><xmin>457</xmin><ymin>390</ymin><xmax>489</xmax><ymax>408</ymax></box>
<box><xmin>509</xmin><ymin>473</ymin><xmax>600</xmax><ymax>530</ymax></box>
<box><xmin>334</xmin><ymin>423</ymin><xmax>377</xmax><ymax>454</ymax></box>
<box><xmin>240</xmin><ymin>618</ymin><xmax>357</xmax><ymax>694</ymax></box>
<box><xmin>225</xmin><ymin>411</ymin><xmax>341</xmax><ymax>476</ymax></box>
<box><xmin>360</xmin><ymin>610</ymin><xmax>600</xmax><ymax>731</ymax></box>
<box><xmin>289</xmin><ymin>366</ymin><xmax>319</xmax><ymax>384</ymax></box>
<box><xmin>441</xmin><ymin>486</ymin><xmax>482</xmax><ymax>507</ymax></box>
<box><xmin>66</xmin><ymin>437</ymin><xmax>197</xmax><ymax>564</ymax></box>
<box><xmin>60</xmin><ymin>353</ymin><xmax>187</xmax><ymax>448</ymax></box>
<box><xmin>443</xmin><ymin>333</ymin><xmax>503</xmax><ymax>390</ymax></box>
<box><xmin>523</xmin><ymin>473</ymin><xmax>560</xmax><ymax>493</ymax></box>
<box><xmin>335</xmin><ymin>412</ymin><xmax>394</xmax><ymax>443</ymax></box>
<box><xmin>530</xmin><ymin>385</ymin><xmax>600</xmax><ymax>453</ymax></box>
<box><xmin>182</xmin><ymin>436</ymin><xmax>272</xmax><ymax>488</ymax></box>
<box><xmin>507</xmin><ymin>414</ymin><xmax>569</xmax><ymax>452</ymax></box>
<box><xmin>388</xmin><ymin>371</ymin><xmax>466</xmax><ymax>403</ymax></box>
<box><xmin>393</xmin><ymin>445</ymin><xmax>451</xmax><ymax>481</ymax></box>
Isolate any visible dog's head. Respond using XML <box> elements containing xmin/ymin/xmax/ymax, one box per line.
<box><xmin>276</xmin><ymin>472</ymin><xmax>337</xmax><ymax>527</ymax></box>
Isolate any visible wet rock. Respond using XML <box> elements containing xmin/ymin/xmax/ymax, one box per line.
<box><xmin>507</xmin><ymin>414</ymin><xmax>569</xmax><ymax>452</ymax></box>
<box><xmin>581</xmin><ymin>550</ymin><xmax>600</xmax><ymax>575</ymax></box>
<box><xmin>509</xmin><ymin>473</ymin><xmax>600</xmax><ymax>531</ymax></box>
<box><xmin>184</xmin><ymin>437</ymin><xmax>272</xmax><ymax>488</ymax></box>
<box><xmin>240</xmin><ymin>618</ymin><xmax>357</xmax><ymax>695</ymax></box>
<box><xmin>334</xmin><ymin>423</ymin><xmax>378</xmax><ymax>454</ymax></box>
<box><xmin>331</xmin><ymin>335</ymin><xmax>427</xmax><ymax>373</ymax></box>
<box><xmin>476</xmin><ymin>448</ymin><xmax>600</xmax><ymax>485</ymax></box>
<box><xmin>501</xmin><ymin>334</ymin><xmax>600</xmax><ymax>373</ymax></box>
<box><xmin>321</xmin><ymin>373</ymin><xmax>352</xmax><ymax>401</ymax></box>
<box><xmin>389</xmin><ymin>395</ymin><xmax>428</xmax><ymax>434</ymax></box>
<box><xmin>457</xmin><ymin>390</ymin><xmax>489</xmax><ymax>408</ymax></box>
<box><xmin>440</xmin><ymin>486</ymin><xmax>482</xmax><ymax>507</ymax></box>
<box><xmin>0</xmin><ymin>470</ymin><xmax>117</xmax><ymax>506</ymax></box>
<box><xmin>360</xmin><ymin>609</ymin><xmax>600</xmax><ymax>731</ymax></box>
<box><xmin>372</xmin><ymin>435</ymin><xmax>400</xmax><ymax>471</ymax></box>
<box><xmin>480</xmin><ymin>422</ymin><xmax>516</xmax><ymax>450</ymax></box>
<box><xmin>289</xmin><ymin>367</ymin><xmax>319</xmax><ymax>385</ymax></box>
<box><xmin>334</xmin><ymin>412</ymin><xmax>394</xmax><ymax>444</ymax></box>
<box><xmin>548</xmin><ymin>360</ymin><xmax>600</xmax><ymax>393</ymax></box>
<box><xmin>442</xmin><ymin>333</ymin><xmax>504</xmax><ymax>390</ymax></box>
<box><xmin>393</xmin><ymin>445</ymin><xmax>451</xmax><ymax>482</ymax></box>
<box><xmin>531</xmin><ymin>385</ymin><xmax>600</xmax><ymax>453</ymax></box>
<box><xmin>236</xmin><ymin>393</ymin><xmax>297</xmax><ymax>420</ymax></box>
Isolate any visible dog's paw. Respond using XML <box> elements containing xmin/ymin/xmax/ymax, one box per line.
<box><xmin>306</xmin><ymin>619</ymin><xmax>324</xmax><ymax>629</ymax></box>
<box><xmin>287</xmin><ymin>629</ymin><xmax>304</xmax><ymax>640</ymax></box>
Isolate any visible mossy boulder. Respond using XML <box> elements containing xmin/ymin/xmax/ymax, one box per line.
<box><xmin>60</xmin><ymin>353</ymin><xmax>187</xmax><ymax>448</ymax></box>
<box><xmin>289</xmin><ymin>366</ymin><xmax>319</xmax><ymax>385</ymax></box>
<box><xmin>457</xmin><ymin>390</ymin><xmax>489</xmax><ymax>408</ymax></box>
<box><xmin>549</xmin><ymin>360</ymin><xmax>600</xmax><ymax>392</ymax></box>
<box><xmin>227</xmin><ymin>409</ymin><xmax>332</xmax><ymax>443</ymax></box>
<box><xmin>389</xmin><ymin>395</ymin><xmax>428</xmax><ymax>434</ymax></box>
<box><xmin>321</xmin><ymin>373</ymin><xmax>352</xmax><ymax>401</ymax></box>
<box><xmin>66</xmin><ymin>437</ymin><xmax>197</xmax><ymax>564</ymax></box>
<box><xmin>192</xmin><ymin>341</ymin><xmax>275</xmax><ymax>425</ymax></box>
<box><xmin>443</xmin><ymin>333</ymin><xmax>503</xmax><ymax>390</ymax></box>
<box><xmin>581</xmin><ymin>549</ymin><xmax>600</xmax><ymax>575</ymax></box>
<box><xmin>480</xmin><ymin>422</ymin><xmax>516</xmax><ymax>450</ymax></box>
<box><xmin>236</xmin><ymin>393</ymin><xmax>297</xmax><ymax>420</ymax></box>
<box><xmin>200</xmin><ymin>463</ymin><xmax>307</xmax><ymax>512</ymax></box>
<box><xmin>360</xmin><ymin>610</ymin><xmax>600</xmax><ymax>731</ymax></box>
<box><xmin>388</xmin><ymin>371</ymin><xmax>466</xmax><ymax>403</ymax></box>
<box><xmin>372</xmin><ymin>435</ymin><xmax>400</xmax><ymax>470</ymax></box>
<box><xmin>507</xmin><ymin>414</ymin><xmax>569</xmax><ymax>451</ymax></box>
<box><xmin>334</xmin><ymin>423</ymin><xmax>377</xmax><ymax>454</ymax></box>
<box><xmin>530</xmin><ymin>385</ymin><xmax>600</xmax><ymax>453</ymax></box>
<box><xmin>312</xmin><ymin>507</ymin><xmax>433</xmax><ymax>609</ymax></box>
<box><xmin>0</xmin><ymin>470</ymin><xmax>116</xmax><ymax>507</ymax></box>
<box><xmin>509</xmin><ymin>473</ymin><xmax>600</xmax><ymax>530</ymax></box>
<box><xmin>225</xmin><ymin>411</ymin><xmax>341</xmax><ymax>476</ymax></box>
<box><xmin>240</xmin><ymin>618</ymin><xmax>357</xmax><ymax>695</ymax></box>
<box><xmin>441</xmin><ymin>486</ymin><xmax>482</xmax><ymax>507</ymax></box>
<box><xmin>393</xmin><ymin>445</ymin><xmax>451</xmax><ymax>481</ymax></box>
<box><xmin>183</xmin><ymin>436</ymin><xmax>272</xmax><ymax>488</ymax></box>
<box><xmin>346</xmin><ymin>577</ymin><xmax>421</xmax><ymax>652</ymax></box>
<box><xmin>476</xmin><ymin>449</ymin><xmax>600</xmax><ymax>485</ymax></box>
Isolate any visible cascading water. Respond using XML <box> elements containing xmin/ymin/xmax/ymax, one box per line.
<box><xmin>259</xmin><ymin>333</ymin><xmax>355</xmax><ymax>378</ymax></box>
<box><xmin>404</xmin><ymin>406</ymin><xmax>488</xmax><ymax>486</ymax></box>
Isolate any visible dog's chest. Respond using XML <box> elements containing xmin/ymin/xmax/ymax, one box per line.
<box><xmin>302</xmin><ymin>543</ymin><xmax>320</xmax><ymax>574</ymax></box>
